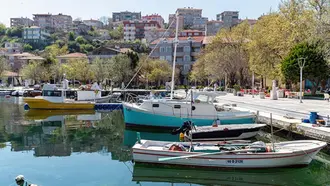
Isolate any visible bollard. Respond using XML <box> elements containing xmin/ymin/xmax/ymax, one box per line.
<box><xmin>256</xmin><ymin>111</ymin><xmax>259</xmax><ymax>123</ymax></box>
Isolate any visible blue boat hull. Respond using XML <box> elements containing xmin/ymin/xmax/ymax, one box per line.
<box><xmin>123</xmin><ymin>107</ymin><xmax>255</xmax><ymax>129</ymax></box>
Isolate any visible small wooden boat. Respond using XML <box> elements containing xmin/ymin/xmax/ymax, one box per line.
<box><xmin>133</xmin><ymin>140</ymin><xmax>326</xmax><ymax>168</ymax></box>
<box><xmin>183</xmin><ymin>123</ymin><xmax>266</xmax><ymax>141</ymax></box>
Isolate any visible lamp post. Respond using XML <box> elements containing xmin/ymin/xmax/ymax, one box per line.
<box><xmin>252</xmin><ymin>71</ymin><xmax>255</xmax><ymax>98</ymax></box>
<box><xmin>298</xmin><ymin>58</ymin><xmax>306</xmax><ymax>103</ymax></box>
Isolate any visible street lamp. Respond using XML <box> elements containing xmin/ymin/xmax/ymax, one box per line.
<box><xmin>252</xmin><ymin>71</ymin><xmax>255</xmax><ymax>98</ymax></box>
<box><xmin>298</xmin><ymin>58</ymin><xmax>306</xmax><ymax>103</ymax></box>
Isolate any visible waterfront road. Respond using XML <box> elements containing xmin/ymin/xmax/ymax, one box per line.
<box><xmin>216</xmin><ymin>94</ymin><xmax>330</xmax><ymax>119</ymax></box>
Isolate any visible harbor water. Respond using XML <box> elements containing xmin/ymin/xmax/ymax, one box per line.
<box><xmin>1</xmin><ymin>97</ymin><xmax>330</xmax><ymax>186</ymax></box>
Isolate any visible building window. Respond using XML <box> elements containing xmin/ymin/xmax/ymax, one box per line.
<box><xmin>166</xmin><ymin>56</ymin><xmax>172</xmax><ymax>61</ymax></box>
<box><xmin>184</xmin><ymin>55</ymin><xmax>191</xmax><ymax>62</ymax></box>
<box><xmin>160</xmin><ymin>47</ymin><xmax>165</xmax><ymax>52</ymax></box>
<box><xmin>160</xmin><ymin>56</ymin><xmax>165</xmax><ymax>60</ymax></box>
<box><xmin>184</xmin><ymin>46</ymin><xmax>190</xmax><ymax>52</ymax></box>
<box><xmin>194</xmin><ymin>33</ymin><xmax>199</xmax><ymax>36</ymax></box>
<box><xmin>166</xmin><ymin>47</ymin><xmax>172</xmax><ymax>52</ymax></box>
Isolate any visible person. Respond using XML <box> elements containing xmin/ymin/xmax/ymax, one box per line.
<box><xmin>15</xmin><ymin>175</ymin><xmax>37</xmax><ymax>186</ymax></box>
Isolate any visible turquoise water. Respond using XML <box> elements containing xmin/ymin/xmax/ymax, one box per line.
<box><xmin>0</xmin><ymin>97</ymin><xmax>330</xmax><ymax>186</ymax></box>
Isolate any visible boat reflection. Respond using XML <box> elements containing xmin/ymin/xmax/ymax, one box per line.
<box><xmin>132</xmin><ymin>162</ymin><xmax>329</xmax><ymax>186</ymax></box>
<box><xmin>124</xmin><ymin>128</ymin><xmax>179</xmax><ymax>147</ymax></box>
<box><xmin>1</xmin><ymin>110</ymin><xmax>131</xmax><ymax>161</ymax></box>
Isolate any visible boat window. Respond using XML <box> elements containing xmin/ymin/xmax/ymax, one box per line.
<box><xmin>194</xmin><ymin>95</ymin><xmax>208</xmax><ymax>103</ymax></box>
<box><xmin>192</xmin><ymin>106</ymin><xmax>196</xmax><ymax>111</ymax></box>
<box><xmin>43</xmin><ymin>90</ymin><xmax>62</xmax><ymax>97</ymax></box>
<box><xmin>152</xmin><ymin>104</ymin><xmax>159</xmax><ymax>108</ymax></box>
<box><xmin>174</xmin><ymin>105</ymin><xmax>181</xmax><ymax>109</ymax></box>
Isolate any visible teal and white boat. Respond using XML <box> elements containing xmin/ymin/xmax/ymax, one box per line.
<box><xmin>123</xmin><ymin>91</ymin><xmax>256</xmax><ymax>129</ymax></box>
<box><xmin>123</xmin><ymin>14</ymin><xmax>255</xmax><ymax>129</ymax></box>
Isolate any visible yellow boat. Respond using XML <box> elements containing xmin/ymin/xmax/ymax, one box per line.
<box><xmin>25</xmin><ymin>109</ymin><xmax>96</xmax><ymax>120</ymax></box>
<box><xmin>23</xmin><ymin>84</ymin><xmax>95</xmax><ymax>110</ymax></box>
<box><xmin>24</xmin><ymin>97</ymin><xmax>95</xmax><ymax>110</ymax></box>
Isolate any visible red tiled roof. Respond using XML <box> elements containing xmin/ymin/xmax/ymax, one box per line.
<box><xmin>182</xmin><ymin>29</ymin><xmax>204</xmax><ymax>33</ymax></box>
<box><xmin>57</xmin><ymin>52</ymin><xmax>87</xmax><ymax>58</ymax></box>
<box><xmin>203</xmin><ymin>36</ymin><xmax>215</xmax><ymax>45</ymax></box>
<box><xmin>151</xmin><ymin>36</ymin><xmax>205</xmax><ymax>45</ymax></box>
<box><xmin>10</xmin><ymin>52</ymin><xmax>35</xmax><ymax>57</ymax></box>
<box><xmin>20</xmin><ymin>56</ymin><xmax>45</xmax><ymax>60</ymax></box>
<box><xmin>3</xmin><ymin>71</ymin><xmax>19</xmax><ymax>77</ymax></box>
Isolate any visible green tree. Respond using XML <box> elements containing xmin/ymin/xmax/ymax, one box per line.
<box><xmin>68</xmin><ymin>41</ymin><xmax>80</xmax><ymax>53</ymax></box>
<box><xmin>0</xmin><ymin>23</ymin><xmax>6</xmax><ymax>36</ymax></box>
<box><xmin>109</xmin><ymin>24</ymin><xmax>123</xmax><ymax>40</ymax></box>
<box><xmin>68</xmin><ymin>31</ymin><xmax>75</xmax><ymax>41</ymax></box>
<box><xmin>44</xmin><ymin>44</ymin><xmax>69</xmax><ymax>63</ymax></box>
<box><xmin>281</xmin><ymin>40</ymin><xmax>329</xmax><ymax>95</ymax></box>
<box><xmin>21</xmin><ymin>60</ymin><xmax>48</xmax><ymax>84</ymax></box>
<box><xmin>108</xmin><ymin>54</ymin><xmax>133</xmax><ymax>86</ymax></box>
<box><xmin>0</xmin><ymin>57</ymin><xmax>9</xmax><ymax>77</ymax></box>
<box><xmin>91</xmin><ymin>58</ymin><xmax>109</xmax><ymax>83</ymax></box>
<box><xmin>75</xmin><ymin>36</ymin><xmax>87</xmax><ymax>45</ymax></box>
<box><xmin>6</xmin><ymin>27</ymin><xmax>23</xmax><ymax>38</ymax></box>
<box><xmin>23</xmin><ymin>44</ymin><xmax>33</xmax><ymax>52</ymax></box>
<box><xmin>148</xmin><ymin>60</ymin><xmax>172</xmax><ymax>86</ymax></box>
<box><xmin>80</xmin><ymin>44</ymin><xmax>94</xmax><ymax>53</ymax></box>
<box><xmin>63</xmin><ymin>59</ymin><xmax>94</xmax><ymax>83</ymax></box>
<box><xmin>248</xmin><ymin>0</ymin><xmax>315</xmax><ymax>81</ymax></box>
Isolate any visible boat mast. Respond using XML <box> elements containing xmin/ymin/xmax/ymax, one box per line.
<box><xmin>170</xmin><ymin>12</ymin><xmax>179</xmax><ymax>100</ymax></box>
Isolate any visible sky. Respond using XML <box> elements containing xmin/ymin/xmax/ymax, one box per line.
<box><xmin>0</xmin><ymin>0</ymin><xmax>282</xmax><ymax>26</ymax></box>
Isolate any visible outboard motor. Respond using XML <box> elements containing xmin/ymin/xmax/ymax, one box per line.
<box><xmin>171</xmin><ymin>121</ymin><xmax>194</xmax><ymax>135</ymax></box>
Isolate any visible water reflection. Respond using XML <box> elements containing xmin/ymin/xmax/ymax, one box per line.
<box><xmin>1</xmin><ymin>98</ymin><xmax>330</xmax><ymax>186</ymax></box>
<box><xmin>0</xmin><ymin>100</ymin><xmax>131</xmax><ymax>162</ymax></box>
<box><xmin>132</xmin><ymin>162</ymin><xmax>330</xmax><ymax>186</ymax></box>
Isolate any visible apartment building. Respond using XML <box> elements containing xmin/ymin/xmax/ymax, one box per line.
<box><xmin>113</xmin><ymin>11</ymin><xmax>141</xmax><ymax>22</ymax></box>
<box><xmin>176</xmin><ymin>7</ymin><xmax>203</xmax><ymax>28</ymax></box>
<box><xmin>10</xmin><ymin>17</ymin><xmax>34</xmax><ymax>27</ymax></box>
<box><xmin>33</xmin><ymin>14</ymin><xmax>53</xmax><ymax>29</ymax></box>
<box><xmin>83</xmin><ymin>19</ymin><xmax>104</xmax><ymax>29</ymax></box>
<box><xmin>22</xmin><ymin>26</ymin><xmax>50</xmax><ymax>42</ymax></box>
<box><xmin>142</xmin><ymin>14</ymin><xmax>165</xmax><ymax>28</ymax></box>
<box><xmin>4</xmin><ymin>42</ymin><xmax>22</xmax><ymax>53</ymax></box>
<box><xmin>149</xmin><ymin>36</ymin><xmax>204</xmax><ymax>84</ymax></box>
<box><xmin>206</xmin><ymin>20</ymin><xmax>224</xmax><ymax>36</ymax></box>
<box><xmin>123</xmin><ymin>20</ymin><xmax>161</xmax><ymax>41</ymax></box>
<box><xmin>168</xmin><ymin>14</ymin><xmax>184</xmax><ymax>30</ymax></box>
<box><xmin>191</xmin><ymin>17</ymin><xmax>208</xmax><ymax>31</ymax></box>
<box><xmin>52</xmin><ymin>13</ymin><xmax>73</xmax><ymax>31</ymax></box>
<box><xmin>216</xmin><ymin>11</ymin><xmax>240</xmax><ymax>28</ymax></box>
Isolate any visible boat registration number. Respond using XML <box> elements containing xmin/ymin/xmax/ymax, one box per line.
<box><xmin>226</xmin><ymin>160</ymin><xmax>243</xmax><ymax>164</ymax></box>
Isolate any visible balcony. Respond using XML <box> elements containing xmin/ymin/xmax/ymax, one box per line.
<box><xmin>191</xmin><ymin>52</ymin><xmax>200</xmax><ymax>56</ymax></box>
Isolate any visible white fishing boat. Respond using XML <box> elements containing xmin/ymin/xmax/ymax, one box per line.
<box><xmin>133</xmin><ymin>140</ymin><xmax>326</xmax><ymax>168</ymax></box>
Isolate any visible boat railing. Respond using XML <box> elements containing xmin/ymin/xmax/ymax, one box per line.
<box><xmin>124</xmin><ymin>93</ymin><xmax>141</xmax><ymax>104</ymax></box>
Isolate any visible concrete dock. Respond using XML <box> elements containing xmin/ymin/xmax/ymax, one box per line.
<box><xmin>216</xmin><ymin>94</ymin><xmax>330</xmax><ymax>143</ymax></box>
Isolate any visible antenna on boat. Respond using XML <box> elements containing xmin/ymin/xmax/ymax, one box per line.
<box><xmin>170</xmin><ymin>12</ymin><xmax>180</xmax><ymax>100</ymax></box>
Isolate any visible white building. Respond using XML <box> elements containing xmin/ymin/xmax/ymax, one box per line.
<box><xmin>83</xmin><ymin>19</ymin><xmax>104</xmax><ymax>29</ymax></box>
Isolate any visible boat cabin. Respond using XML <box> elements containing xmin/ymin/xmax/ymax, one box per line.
<box><xmin>136</xmin><ymin>91</ymin><xmax>225</xmax><ymax>118</ymax></box>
